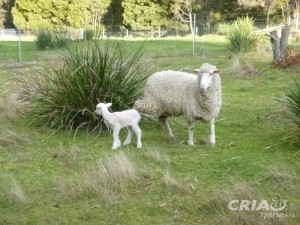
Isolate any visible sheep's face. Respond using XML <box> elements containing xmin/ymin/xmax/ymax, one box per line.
<box><xmin>195</xmin><ymin>65</ymin><xmax>220</xmax><ymax>91</ymax></box>
<box><xmin>96</xmin><ymin>102</ymin><xmax>112</xmax><ymax>115</ymax></box>
<box><xmin>199</xmin><ymin>72</ymin><xmax>213</xmax><ymax>90</ymax></box>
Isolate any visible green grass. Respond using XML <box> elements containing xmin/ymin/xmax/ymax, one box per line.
<box><xmin>0</xmin><ymin>36</ymin><xmax>299</xmax><ymax>225</ymax></box>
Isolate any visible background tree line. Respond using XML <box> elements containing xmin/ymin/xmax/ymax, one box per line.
<box><xmin>0</xmin><ymin>0</ymin><xmax>299</xmax><ymax>31</ymax></box>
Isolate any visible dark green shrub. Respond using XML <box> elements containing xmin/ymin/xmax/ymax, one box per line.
<box><xmin>226</xmin><ymin>17</ymin><xmax>261</xmax><ymax>52</ymax></box>
<box><xmin>53</xmin><ymin>32</ymin><xmax>70</xmax><ymax>48</ymax></box>
<box><xmin>24</xmin><ymin>41</ymin><xmax>152</xmax><ymax>131</ymax></box>
<box><xmin>35</xmin><ymin>30</ymin><xmax>54</xmax><ymax>50</ymax></box>
<box><xmin>84</xmin><ymin>28</ymin><xmax>95</xmax><ymax>41</ymax></box>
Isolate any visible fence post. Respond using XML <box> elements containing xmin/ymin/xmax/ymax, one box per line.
<box><xmin>18</xmin><ymin>21</ymin><xmax>22</xmax><ymax>62</ymax></box>
<box><xmin>193</xmin><ymin>13</ymin><xmax>196</xmax><ymax>55</ymax></box>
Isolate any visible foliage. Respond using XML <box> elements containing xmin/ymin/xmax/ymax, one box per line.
<box><xmin>35</xmin><ymin>30</ymin><xmax>70</xmax><ymax>50</ymax></box>
<box><xmin>285</xmin><ymin>77</ymin><xmax>300</xmax><ymax>144</ymax></box>
<box><xmin>216</xmin><ymin>22</ymin><xmax>232</xmax><ymax>35</ymax></box>
<box><xmin>25</xmin><ymin>41</ymin><xmax>152</xmax><ymax>130</ymax></box>
<box><xmin>226</xmin><ymin>17</ymin><xmax>261</xmax><ymax>52</ymax></box>
<box><xmin>11</xmin><ymin>0</ymin><xmax>111</xmax><ymax>29</ymax></box>
<box><xmin>84</xmin><ymin>28</ymin><xmax>95</xmax><ymax>41</ymax></box>
<box><xmin>52</xmin><ymin>32</ymin><xmax>70</xmax><ymax>48</ymax></box>
<box><xmin>122</xmin><ymin>0</ymin><xmax>169</xmax><ymax>30</ymax></box>
<box><xmin>35</xmin><ymin>30</ymin><xmax>54</xmax><ymax>50</ymax></box>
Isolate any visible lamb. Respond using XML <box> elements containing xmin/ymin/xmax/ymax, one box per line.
<box><xmin>134</xmin><ymin>63</ymin><xmax>221</xmax><ymax>146</ymax></box>
<box><xmin>96</xmin><ymin>103</ymin><xmax>142</xmax><ymax>150</ymax></box>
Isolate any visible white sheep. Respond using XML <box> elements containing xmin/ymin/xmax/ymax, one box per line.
<box><xmin>96</xmin><ymin>103</ymin><xmax>142</xmax><ymax>150</ymax></box>
<box><xmin>134</xmin><ymin>63</ymin><xmax>221</xmax><ymax>146</ymax></box>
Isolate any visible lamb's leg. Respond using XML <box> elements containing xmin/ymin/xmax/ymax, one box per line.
<box><xmin>112</xmin><ymin>126</ymin><xmax>122</xmax><ymax>150</ymax></box>
<box><xmin>124</xmin><ymin>127</ymin><xmax>133</xmax><ymax>146</ymax></box>
<box><xmin>158</xmin><ymin>116</ymin><xmax>174</xmax><ymax>138</ymax></box>
<box><xmin>132</xmin><ymin>124</ymin><xmax>142</xmax><ymax>148</ymax></box>
<box><xmin>188</xmin><ymin>122</ymin><xmax>195</xmax><ymax>145</ymax></box>
<box><xmin>209</xmin><ymin>118</ymin><xmax>216</xmax><ymax>146</ymax></box>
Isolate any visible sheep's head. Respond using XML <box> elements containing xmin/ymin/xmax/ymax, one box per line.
<box><xmin>194</xmin><ymin>63</ymin><xmax>220</xmax><ymax>91</ymax></box>
<box><xmin>96</xmin><ymin>102</ymin><xmax>112</xmax><ymax>115</ymax></box>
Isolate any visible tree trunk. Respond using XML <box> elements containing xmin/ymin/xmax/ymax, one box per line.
<box><xmin>267</xmin><ymin>24</ymin><xmax>290</xmax><ymax>64</ymax></box>
<box><xmin>189</xmin><ymin>12</ymin><xmax>194</xmax><ymax>35</ymax></box>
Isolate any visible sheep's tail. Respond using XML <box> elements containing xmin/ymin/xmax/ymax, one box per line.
<box><xmin>134</xmin><ymin>99</ymin><xmax>159</xmax><ymax>115</ymax></box>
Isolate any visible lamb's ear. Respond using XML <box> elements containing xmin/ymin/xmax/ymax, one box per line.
<box><xmin>106</xmin><ymin>103</ymin><xmax>112</xmax><ymax>107</ymax></box>
<box><xmin>193</xmin><ymin>69</ymin><xmax>201</xmax><ymax>73</ymax></box>
<box><xmin>213</xmin><ymin>69</ymin><xmax>221</xmax><ymax>74</ymax></box>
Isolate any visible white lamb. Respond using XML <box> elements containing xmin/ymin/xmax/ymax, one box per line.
<box><xmin>134</xmin><ymin>63</ymin><xmax>221</xmax><ymax>146</ymax></box>
<box><xmin>96</xmin><ymin>103</ymin><xmax>142</xmax><ymax>150</ymax></box>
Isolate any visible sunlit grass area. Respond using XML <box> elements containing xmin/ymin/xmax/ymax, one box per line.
<box><xmin>0</xmin><ymin>35</ymin><xmax>299</xmax><ymax>225</ymax></box>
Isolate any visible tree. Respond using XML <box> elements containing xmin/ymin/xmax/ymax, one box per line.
<box><xmin>171</xmin><ymin>0</ymin><xmax>202</xmax><ymax>34</ymax></box>
<box><xmin>0</xmin><ymin>1</ymin><xmax>5</xmax><ymax>28</ymax></box>
<box><xmin>122</xmin><ymin>0</ymin><xmax>169</xmax><ymax>31</ymax></box>
<box><xmin>238</xmin><ymin>0</ymin><xmax>288</xmax><ymax>27</ymax></box>
<box><xmin>290</xmin><ymin>0</ymin><xmax>300</xmax><ymax>30</ymax></box>
<box><xmin>11</xmin><ymin>0</ymin><xmax>111</xmax><ymax>30</ymax></box>
<box><xmin>87</xmin><ymin>0</ymin><xmax>111</xmax><ymax>27</ymax></box>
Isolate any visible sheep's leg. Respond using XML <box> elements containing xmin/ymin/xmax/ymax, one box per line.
<box><xmin>188</xmin><ymin>122</ymin><xmax>195</xmax><ymax>146</ymax></box>
<box><xmin>112</xmin><ymin>126</ymin><xmax>122</xmax><ymax>150</ymax></box>
<box><xmin>158</xmin><ymin>116</ymin><xmax>174</xmax><ymax>138</ymax></box>
<box><xmin>132</xmin><ymin>124</ymin><xmax>142</xmax><ymax>148</ymax></box>
<box><xmin>209</xmin><ymin>118</ymin><xmax>216</xmax><ymax>146</ymax></box>
<box><xmin>124</xmin><ymin>127</ymin><xmax>133</xmax><ymax>146</ymax></box>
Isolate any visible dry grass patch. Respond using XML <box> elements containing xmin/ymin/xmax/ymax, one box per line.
<box><xmin>1</xmin><ymin>176</ymin><xmax>29</xmax><ymax>205</ymax></box>
<box><xmin>55</xmin><ymin>152</ymin><xmax>139</xmax><ymax>204</ymax></box>
<box><xmin>144</xmin><ymin>147</ymin><xmax>170</xmax><ymax>163</ymax></box>
<box><xmin>263</xmin><ymin>164</ymin><xmax>297</xmax><ymax>189</ymax></box>
<box><xmin>230</xmin><ymin>56</ymin><xmax>262</xmax><ymax>76</ymax></box>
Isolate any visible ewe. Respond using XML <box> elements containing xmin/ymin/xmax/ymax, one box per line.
<box><xmin>96</xmin><ymin>103</ymin><xmax>142</xmax><ymax>150</ymax></box>
<box><xmin>134</xmin><ymin>63</ymin><xmax>221</xmax><ymax>146</ymax></box>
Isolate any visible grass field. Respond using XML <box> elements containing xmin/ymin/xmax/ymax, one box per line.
<box><xmin>0</xmin><ymin>36</ymin><xmax>299</xmax><ymax>225</ymax></box>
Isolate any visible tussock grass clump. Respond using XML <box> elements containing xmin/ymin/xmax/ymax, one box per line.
<box><xmin>284</xmin><ymin>78</ymin><xmax>300</xmax><ymax>145</ymax></box>
<box><xmin>226</xmin><ymin>17</ymin><xmax>261</xmax><ymax>52</ymax></box>
<box><xmin>23</xmin><ymin>41</ymin><xmax>152</xmax><ymax>131</ymax></box>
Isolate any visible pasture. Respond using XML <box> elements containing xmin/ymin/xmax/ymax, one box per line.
<box><xmin>0</xmin><ymin>36</ymin><xmax>299</xmax><ymax>225</ymax></box>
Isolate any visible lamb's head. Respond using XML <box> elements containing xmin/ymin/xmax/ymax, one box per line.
<box><xmin>194</xmin><ymin>63</ymin><xmax>220</xmax><ymax>91</ymax></box>
<box><xmin>96</xmin><ymin>102</ymin><xmax>112</xmax><ymax>115</ymax></box>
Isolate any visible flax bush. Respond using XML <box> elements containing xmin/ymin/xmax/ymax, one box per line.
<box><xmin>226</xmin><ymin>17</ymin><xmax>261</xmax><ymax>52</ymax></box>
<box><xmin>285</xmin><ymin>78</ymin><xmax>300</xmax><ymax>144</ymax></box>
<box><xmin>24</xmin><ymin>41</ymin><xmax>152</xmax><ymax>131</ymax></box>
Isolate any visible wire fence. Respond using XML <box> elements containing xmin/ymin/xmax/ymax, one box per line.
<box><xmin>0</xmin><ymin>19</ymin><xmax>286</xmax><ymax>41</ymax></box>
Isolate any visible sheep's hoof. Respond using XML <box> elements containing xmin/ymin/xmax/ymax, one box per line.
<box><xmin>188</xmin><ymin>141</ymin><xmax>195</xmax><ymax>146</ymax></box>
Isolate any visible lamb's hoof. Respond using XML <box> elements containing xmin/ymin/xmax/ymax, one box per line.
<box><xmin>123</xmin><ymin>141</ymin><xmax>131</xmax><ymax>146</ymax></box>
<box><xmin>137</xmin><ymin>143</ymin><xmax>142</xmax><ymax>149</ymax></box>
<box><xmin>112</xmin><ymin>145</ymin><xmax>120</xmax><ymax>150</ymax></box>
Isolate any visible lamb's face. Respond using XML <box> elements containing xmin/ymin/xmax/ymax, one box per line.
<box><xmin>96</xmin><ymin>102</ymin><xmax>112</xmax><ymax>115</ymax></box>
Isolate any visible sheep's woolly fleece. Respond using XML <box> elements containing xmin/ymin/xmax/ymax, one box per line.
<box><xmin>134</xmin><ymin>64</ymin><xmax>221</xmax><ymax>123</ymax></box>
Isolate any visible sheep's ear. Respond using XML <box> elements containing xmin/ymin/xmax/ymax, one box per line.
<box><xmin>106</xmin><ymin>103</ymin><xmax>112</xmax><ymax>107</ymax></box>
<box><xmin>193</xmin><ymin>69</ymin><xmax>201</xmax><ymax>73</ymax></box>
